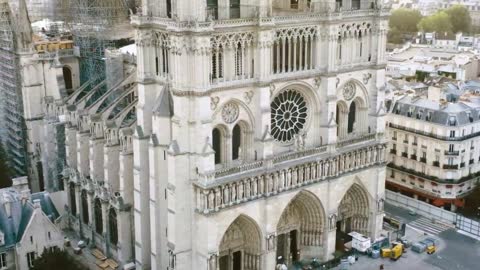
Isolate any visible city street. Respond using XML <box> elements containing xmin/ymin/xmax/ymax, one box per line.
<box><xmin>332</xmin><ymin>204</ymin><xmax>480</xmax><ymax>270</ymax></box>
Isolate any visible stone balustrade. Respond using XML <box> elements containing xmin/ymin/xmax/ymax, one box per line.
<box><xmin>131</xmin><ymin>7</ymin><xmax>389</xmax><ymax>30</ymax></box>
<box><xmin>195</xmin><ymin>141</ymin><xmax>387</xmax><ymax>214</ymax></box>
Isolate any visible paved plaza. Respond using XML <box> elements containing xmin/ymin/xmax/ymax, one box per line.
<box><xmin>333</xmin><ymin>204</ymin><xmax>480</xmax><ymax>270</ymax></box>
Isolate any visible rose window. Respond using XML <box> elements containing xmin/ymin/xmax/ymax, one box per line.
<box><xmin>271</xmin><ymin>90</ymin><xmax>308</xmax><ymax>143</ymax></box>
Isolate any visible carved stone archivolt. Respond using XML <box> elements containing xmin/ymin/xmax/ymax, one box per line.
<box><xmin>221</xmin><ymin>102</ymin><xmax>239</xmax><ymax>124</ymax></box>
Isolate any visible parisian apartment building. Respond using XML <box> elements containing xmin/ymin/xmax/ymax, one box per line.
<box><xmin>386</xmin><ymin>86</ymin><xmax>480</xmax><ymax>212</ymax></box>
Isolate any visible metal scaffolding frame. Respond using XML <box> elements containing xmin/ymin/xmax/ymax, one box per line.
<box><xmin>0</xmin><ymin>0</ymin><xmax>28</xmax><ymax>176</ymax></box>
<box><xmin>65</xmin><ymin>0</ymin><xmax>132</xmax><ymax>86</ymax></box>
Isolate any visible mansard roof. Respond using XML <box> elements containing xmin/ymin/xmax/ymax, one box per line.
<box><xmin>392</xmin><ymin>95</ymin><xmax>480</xmax><ymax>126</ymax></box>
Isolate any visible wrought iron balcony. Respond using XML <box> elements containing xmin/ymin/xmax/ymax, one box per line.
<box><xmin>420</xmin><ymin>157</ymin><xmax>427</xmax><ymax>163</ymax></box>
<box><xmin>443</xmin><ymin>164</ymin><xmax>459</xmax><ymax>170</ymax></box>
<box><xmin>444</xmin><ymin>150</ymin><xmax>460</xmax><ymax>156</ymax></box>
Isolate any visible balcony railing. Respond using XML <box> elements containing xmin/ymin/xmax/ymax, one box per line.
<box><xmin>195</xmin><ymin>142</ymin><xmax>387</xmax><ymax>213</ymax></box>
<box><xmin>444</xmin><ymin>150</ymin><xmax>460</xmax><ymax>156</ymax></box>
<box><xmin>433</xmin><ymin>161</ymin><xmax>440</xmax><ymax>167</ymax></box>
<box><xmin>410</xmin><ymin>155</ymin><xmax>417</xmax><ymax>160</ymax></box>
<box><xmin>401</xmin><ymin>152</ymin><xmax>408</xmax><ymax>158</ymax></box>
<box><xmin>390</xmin><ymin>149</ymin><xmax>397</xmax><ymax>154</ymax></box>
<box><xmin>388</xmin><ymin>163</ymin><xmax>480</xmax><ymax>184</ymax></box>
<box><xmin>420</xmin><ymin>157</ymin><xmax>427</xmax><ymax>163</ymax></box>
<box><xmin>443</xmin><ymin>164</ymin><xmax>459</xmax><ymax>170</ymax></box>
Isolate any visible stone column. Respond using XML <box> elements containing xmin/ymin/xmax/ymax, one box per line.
<box><xmin>89</xmin><ymin>138</ymin><xmax>105</xmax><ymax>182</ymax></box>
<box><xmin>65</xmin><ymin>127</ymin><xmax>78</xmax><ymax>169</ymax></box>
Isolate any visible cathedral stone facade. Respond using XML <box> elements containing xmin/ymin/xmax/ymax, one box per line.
<box><xmin>52</xmin><ymin>0</ymin><xmax>390</xmax><ymax>270</ymax></box>
<box><xmin>130</xmin><ymin>1</ymin><xmax>389</xmax><ymax>269</ymax></box>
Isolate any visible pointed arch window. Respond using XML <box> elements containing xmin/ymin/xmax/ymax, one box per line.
<box><xmin>212</xmin><ymin>128</ymin><xmax>222</xmax><ymax>164</ymax></box>
<box><xmin>348</xmin><ymin>101</ymin><xmax>356</xmax><ymax>134</ymax></box>
<box><xmin>69</xmin><ymin>183</ymin><xmax>76</xmax><ymax>216</ymax></box>
<box><xmin>94</xmin><ymin>198</ymin><xmax>103</xmax><ymax>235</ymax></box>
<box><xmin>109</xmin><ymin>208</ymin><xmax>118</xmax><ymax>246</ymax></box>
<box><xmin>81</xmin><ymin>190</ymin><xmax>89</xmax><ymax>224</ymax></box>
<box><xmin>232</xmin><ymin>124</ymin><xmax>242</xmax><ymax>160</ymax></box>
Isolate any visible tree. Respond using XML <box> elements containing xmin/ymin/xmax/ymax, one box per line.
<box><xmin>32</xmin><ymin>248</ymin><xmax>88</xmax><ymax>270</ymax></box>
<box><xmin>389</xmin><ymin>8</ymin><xmax>422</xmax><ymax>33</ymax></box>
<box><xmin>0</xmin><ymin>143</ymin><xmax>12</xmax><ymax>188</ymax></box>
<box><xmin>445</xmin><ymin>5</ymin><xmax>472</xmax><ymax>34</ymax></box>
<box><xmin>418</xmin><ymin>11</ymin><xmax>453</xmax><ymax>34</ymax></box>
<box><xmin>388</xmin><ymin>27</ymin><xmax>404</xmax><ymax>44</ymax></box>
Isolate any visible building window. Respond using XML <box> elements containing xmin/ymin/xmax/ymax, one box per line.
<box><xmin>81</xmin><ymin>190</ymin><xmax>89</xmax><ymax>224</ymax></box>
<box><xmin>0</xmin><ymin>253</ymin><xmax>6</xmax><ymax>268</ymax></box>
<box><xmin>271</xmin><ymin>90</ymin><xmax>308</xmax><ymax>142</ymax></box>
<box><xmin>27</xmin><ymin>252</ymin><xmax>35</xmax><ymax>268</ymax></box>
<box><xmin>109</xmin><ymin>208</ymin><xmax>118</xmax><ymax>246</ymax></box>
<box><xmin>94</xmin><ymin>198</ymin><xmax>103</xmax><ymax>235</ymax></box>
<box><xmin>232</xmin><ymin>124</ymin><xmax>242</xmax><ymax>161</ymax></box>
<box><xmin>30</xmin><ymin>236</ymin><xmax>33</xmax><ymax>244</ymax></box>
<box><xmin>48</xmin><ymin>231</ymin><xmax>51</xmax><ymax>240</ymax></box>
<box><xmin>449</xmin><ymin>144</ymin><xmax>454</xmax><ymax>152</ymax></box>
<box><xmin>450</xmin><ymin>130</ymin><xmax>455</xmax><ymax>138</ymax></box>
<box><xmin>448</xmin><ymin>157</ymin><xmax>454</xmax><ymax>165</ymax></box>
<box><xmin>69</xmin><ymin>183</ymin><xmax>76</xmax><ymax>216</ymax></box>
<box><xmin>212</xmin><ymin>128</ymin><xmax>223</xmax><ymax>165</ymax></box>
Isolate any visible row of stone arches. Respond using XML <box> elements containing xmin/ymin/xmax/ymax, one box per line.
<box><xmin>69</xmin><ymin>184</ymin><xmax>119</xmax><ymax>246</ymax></box>
<box><xmin>216</xmin><ymin>184</ymin><xmax>370</xmax><ymax>270</ymax></box>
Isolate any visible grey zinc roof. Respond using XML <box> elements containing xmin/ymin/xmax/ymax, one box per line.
<box><xmin>392</xmin><ymin>96</ymin><xmax>480</xmax><ymax>126</ymax></box>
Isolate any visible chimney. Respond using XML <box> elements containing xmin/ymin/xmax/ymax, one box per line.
<box><xmin>33</xmin><ymin>199</ymin><xmax>41</xmax><ymax>209</ymax></box>
<box><xmin>21</xmin><ymin>189</ymin><xmax>31</xmax><ymax>205</ymax></box>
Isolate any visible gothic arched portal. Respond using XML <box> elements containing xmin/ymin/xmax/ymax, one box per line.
<box><xmin>218</xmin><ymin>215</ymin><xmax>262</xmax><ymax>270</ymax></box>
<box><xmin>335</xmin><ymin>183</ymin><xmax>370</xmax><ymax>250</ymax></box>
<box><xmin>276</xmin><ymin>191</ymin><xmax>326</xmax><ymax>266</ymax></box>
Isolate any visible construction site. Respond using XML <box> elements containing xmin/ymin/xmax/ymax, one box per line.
<box><xmin>0</xmin><ymin>0</ymin><xmax>136</xmax><ymax>190</ymax></box>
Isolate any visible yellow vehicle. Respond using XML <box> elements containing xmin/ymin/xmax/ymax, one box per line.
<box><xmin>426</xmin><ymin>245</ymin><xmax>436</xmax><ymax>254</ymax></box>
<box><xmin>390</xmin><ymin>243</ymin><xmax>404</xmax><ymax>260</ymax></box>
<box><xmin>381</xmin><ymin>248</ymin><xmax>391</xmax><ymax>258</ymax></box>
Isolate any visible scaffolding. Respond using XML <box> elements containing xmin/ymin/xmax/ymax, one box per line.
<box><xmin>64</xmin><ymin>0</ymin><xmax>132</xmax><ymax>86</ymax></box>
<box><xmin>0</xmin><ymin>0</ymin><xmax>28</xmax><ymax>177</ymax></box>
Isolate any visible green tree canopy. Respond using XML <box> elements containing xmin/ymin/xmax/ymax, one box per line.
<box><xmin>389</xmin><ymin>8</ymin><xmax>423</xmax><ymax>33</ymax></box>
<box><xmin>445</xmin><ymin>5</ymin><xmax>472</xmax><ymax>33</ymax></box>
<box><xmin>0</xmin><ymin>143</ymin><xmax>12</xmax><ymax>188</ymax></box>
<box><xmin>418</xmin><ymin>11</ymin><xmax>453</xmax><ymax>34</ymax></box>
<box><xmin>32</xmin><ymin>248</ymin><xmax>88</xmax><ymax>270</ymax></box>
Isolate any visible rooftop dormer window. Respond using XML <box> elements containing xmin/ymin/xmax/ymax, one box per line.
<box><xmin>416</xmin><ymin>110</ymin><xmax>423</xmax><ymax>119</ymax></box>
<box><xmin>448</xmin><ymin>116</ymin><xmax>457</xmax><ymax>126</ymax></box>
<box><xmin>407</xmin><ymin>107</ymin><xmax>414</xmax><ymax>117</ymax></box>
<box><xmin>426</xmin><ymin>111</ymin><xmax>432</xmax><ymax>121</ymax></box>
<box><xmin>468</xmin><ymin>112</ymin><xmax>473</xmax><ymax>123</ymax></box>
